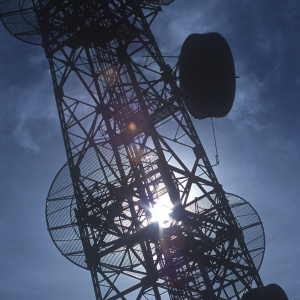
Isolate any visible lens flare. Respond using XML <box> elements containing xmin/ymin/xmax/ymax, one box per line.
<box><xmin>128</xmin><ymin>121</ymin><xmax>137</xmax><ymax>132</ymax></box>
<box><xmin>150</xmin><ymin>202</ymin><xmax>172</xmax><ymax>226</ymax></box>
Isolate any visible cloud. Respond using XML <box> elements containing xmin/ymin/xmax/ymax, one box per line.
<box><xmin>27</xmin><ymin>51</ymin><xmax>47</xmax><ymax>68</ymax></box>
<box><xmin>0</xmin><ymin>72</ymin><xmax>59</xmax><ymax>152</ymax></box>
<box><xmin>154</xmin><ymin>1</ymin><xmax>232</xmax><ymax>55</ymax></box>
<box><xmin>13</xmin><ymin>123</ymin><xmax>41</xmax><ymax>152</ymax></box>
<box><xmin>0</xmin><ymin>32</ymin><xmax>61</xmax><ymax>152</ymax></box>
<box><xmin>228</xmin><ymin>70</ymin><xmax>270</xmax><ymax>132</ymax></box>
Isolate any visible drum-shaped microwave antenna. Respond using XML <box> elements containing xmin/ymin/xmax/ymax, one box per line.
<box><xmin>146</xmin><ymin>0</ymin><xmax>174</xmax><ymax>5</ymax></box>
<box><xmin>179</xmin><ymin>32</ymin><xmax>236</xmax><ymax>120</ymax></box>
<box><xmin>241</xmin><ymin>283</ymin><xmax>289</xmax><ymax>300</ymax></box>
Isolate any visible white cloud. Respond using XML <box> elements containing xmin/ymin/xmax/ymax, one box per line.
<box><xmin>227</xmin><ymin>69</ymin><xmax>270</xmax><ymax>135</ymax></box>
<box><xmin>7</xmin><ymin>74</ymin><xmax>58</xmax><ymax>152</ymax></box>
<box><xmin>13</xmin><ymin>124</ymin><xmax>41</xmax><ymax>152</ymax></box>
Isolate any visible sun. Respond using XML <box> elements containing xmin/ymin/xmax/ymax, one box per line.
<box><xmin>150</xmin><ymin>202</ymin><xmax>172</xmax><ymax>226</ymax></box>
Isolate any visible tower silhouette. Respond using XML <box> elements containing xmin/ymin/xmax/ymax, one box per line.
<box><xmin>0</xmin><ymin>1</ymin><xmax>288</xmax><ymax>300</ymax></box>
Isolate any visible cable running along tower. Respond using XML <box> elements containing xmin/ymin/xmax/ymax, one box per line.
<box><xmin>0</xmin><ymin>1</ymin><xmax>289</xmax><ymax>299</ymax></box>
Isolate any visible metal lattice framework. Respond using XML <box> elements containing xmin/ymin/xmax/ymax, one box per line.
<box><xmin>1</xmin><ymin>1</ymin><xmax>265</xmax><ymax>299</ymax></box>
<box><xmin>46</xmin><ymin>148</ymin><xmax>265</xmax><ymax>298</ymax></box>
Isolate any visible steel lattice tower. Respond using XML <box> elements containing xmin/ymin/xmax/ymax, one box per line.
<box><xmin>0</xmin><ymin>1</ymin><xmax>270</xmax><ymax>299</ymax></box>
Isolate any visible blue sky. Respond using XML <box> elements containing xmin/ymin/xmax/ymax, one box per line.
<box><xmin>0</xmin><ymin>1</ymin><xmax>299</xmax><ymax>299</ymax></box>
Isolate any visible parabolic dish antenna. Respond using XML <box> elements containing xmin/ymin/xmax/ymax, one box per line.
<box><xmin>46</xmin><ymin>144</ymin><xmax>265</xmax><ymax>298</ymax></box>
<box><xmin>0</xmin><ymin>0</ymin><xmax>41</xmax><ymax>45</ymax></box>
<box><xmin>46</xmin><ymin>143</ymin><xmax>165</xmax><ymax>270</ymax></box>
<box><xmin>0</xmin><ymin>0</ymin><xmax>174</xmax><ymax>46</ymax></box>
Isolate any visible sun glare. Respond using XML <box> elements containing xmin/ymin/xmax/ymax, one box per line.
<box><xmin>150</xmin><ymin>203</ymin><xmax>172</xmax><ymax>226</ymax></box>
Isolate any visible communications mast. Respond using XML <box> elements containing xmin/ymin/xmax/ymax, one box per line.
<box><xmin>0</xmin><ymin>1</ymin><xmax>289</xmax><ymax>299</ymax></box>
